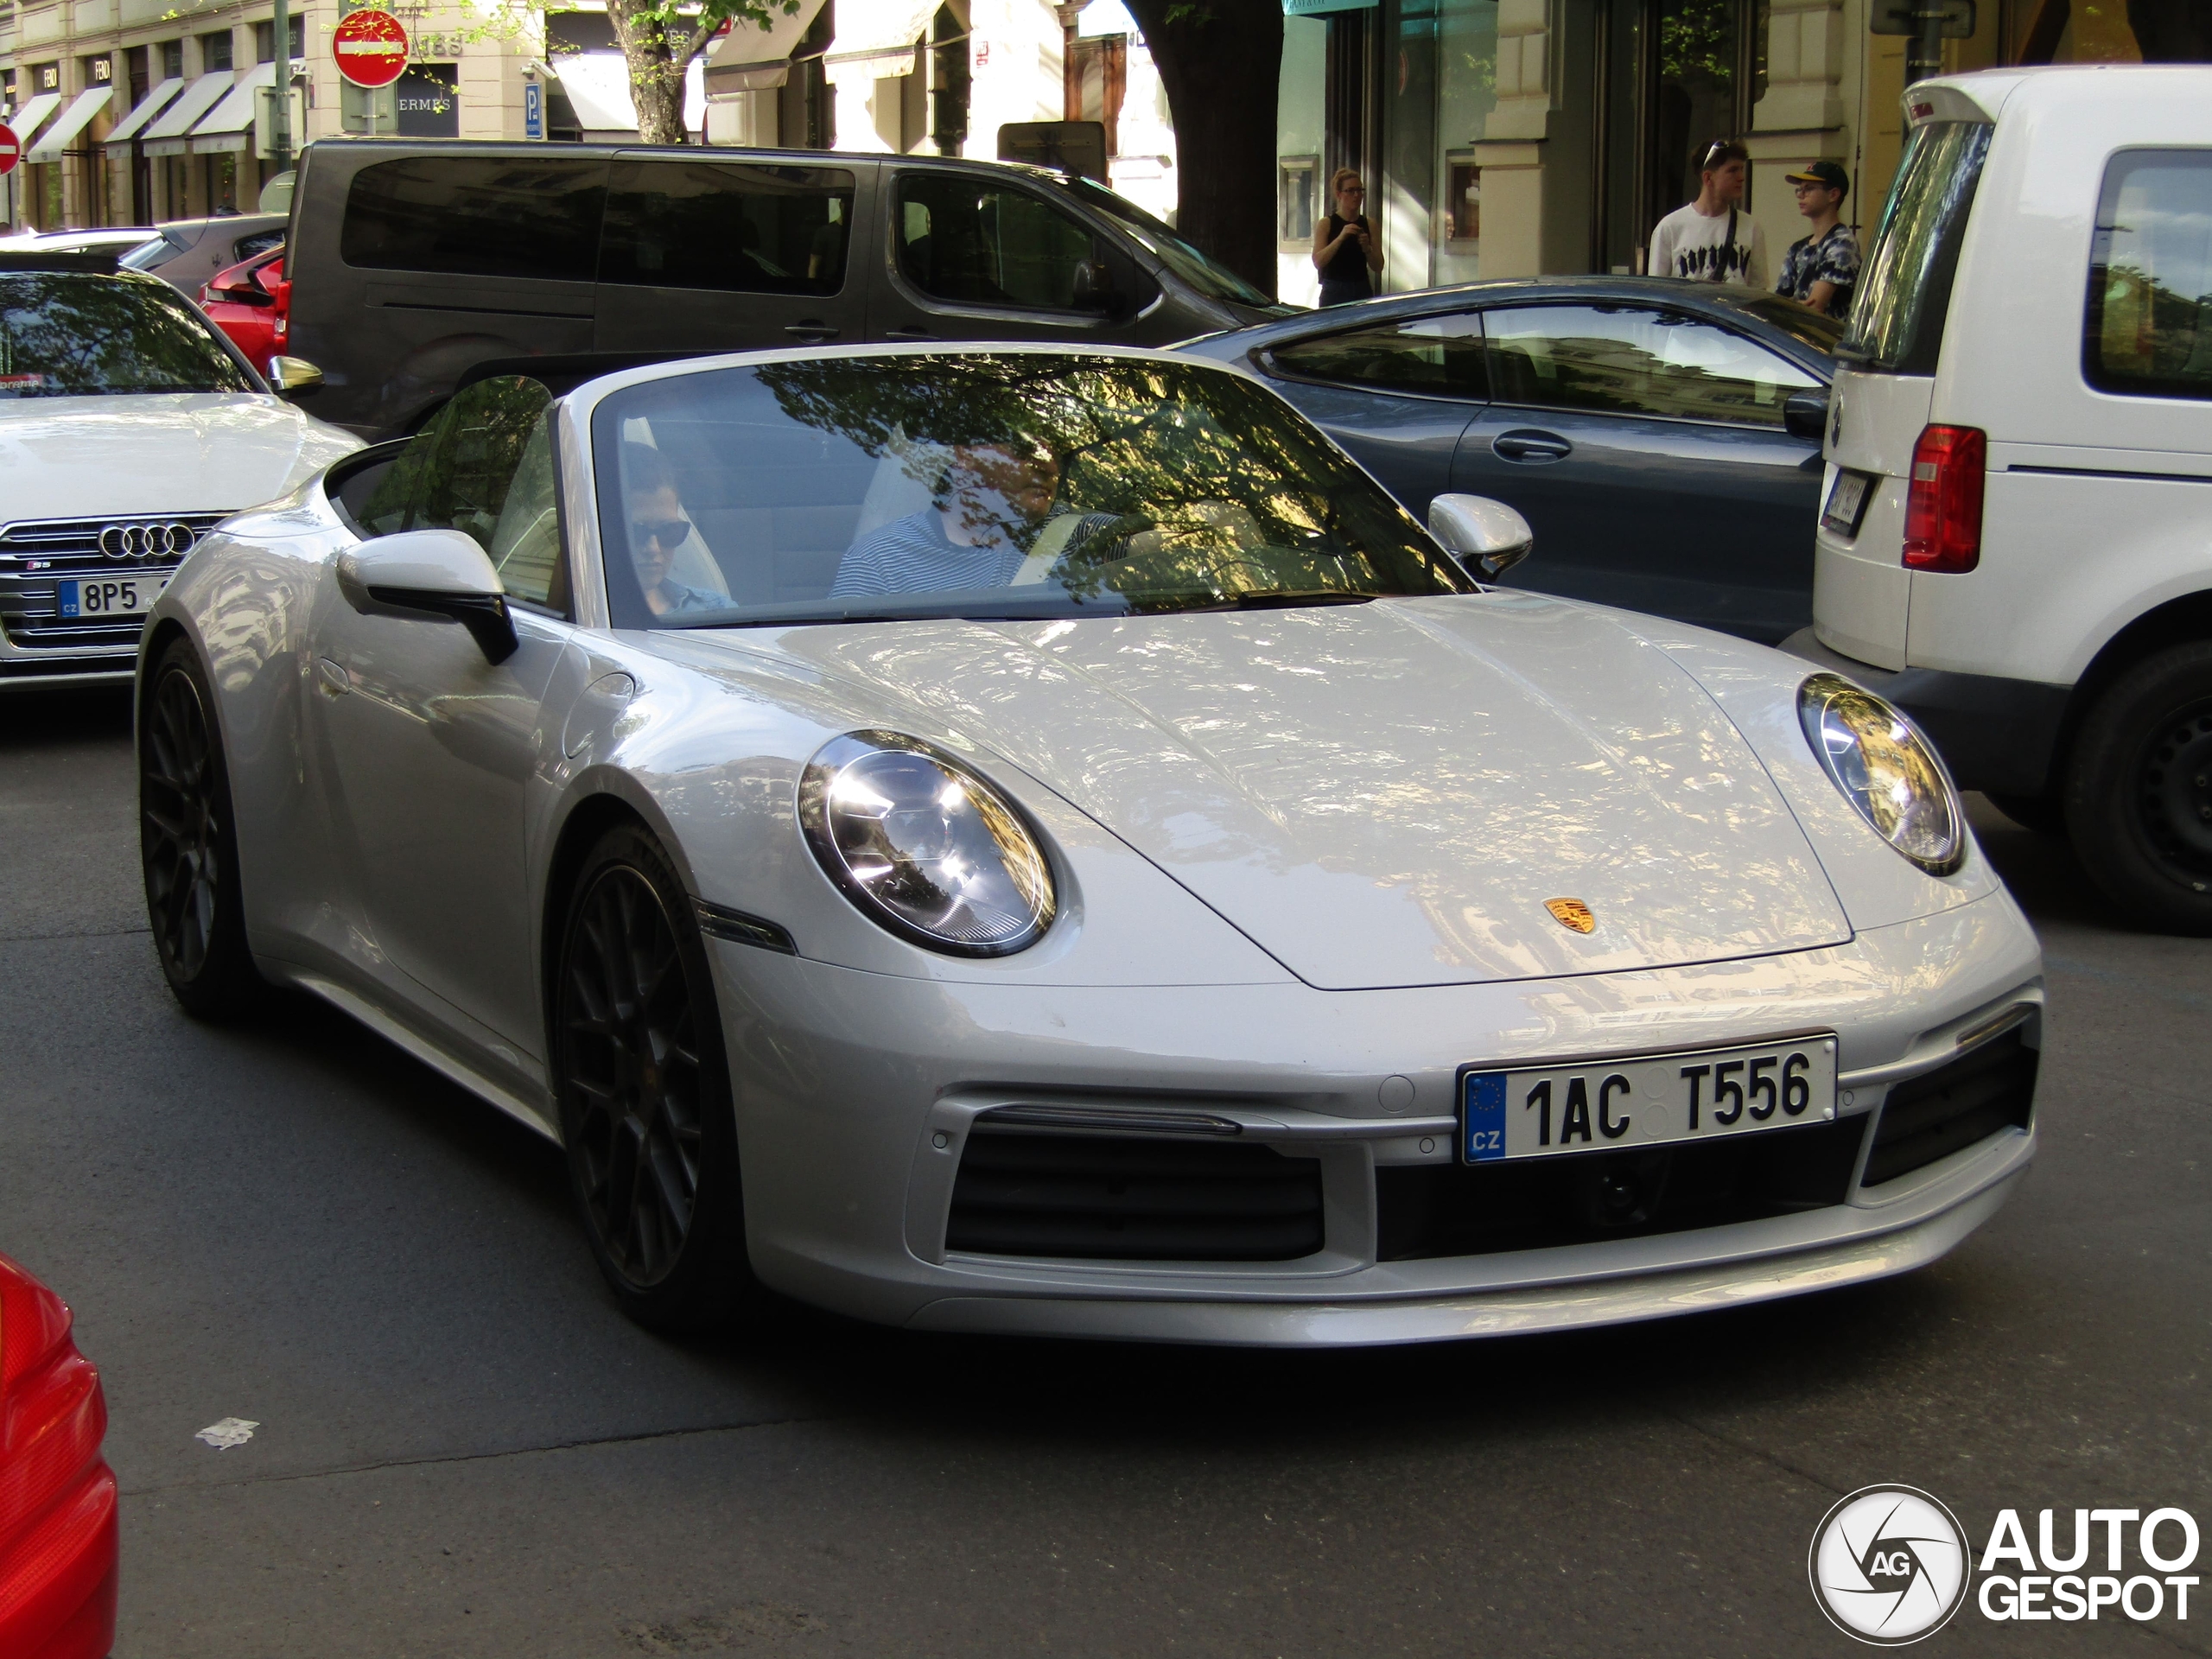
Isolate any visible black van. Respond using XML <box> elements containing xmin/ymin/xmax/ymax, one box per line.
<box><xmin>283</xmin><ymin>139</ymin><xmax>1294</xmax><ymax>438</ymax></box>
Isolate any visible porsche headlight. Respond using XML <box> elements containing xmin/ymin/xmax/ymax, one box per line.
<box><xmin>1798</xmin><ymin>674</ymin><xmax>1965</xmax><ymax>874</ymax></box>
<box><xmin>798</xmin><ymin>731</ymin><xmax>1056</xmax><ymax>956</ymax></box>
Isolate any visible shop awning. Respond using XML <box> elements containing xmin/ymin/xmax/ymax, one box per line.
<box><xmin>189</xmin><ymin>62</ymin><xmax>275</xmax><ymax>155</ymax></box>
<box><xmin>26</xmin><ymin>86</ymin><xmax>114</xmax><ymax>162</ymax></box>
<box><xmin>704</xmin><ymin>0</ymin><xmax>828</xmax><ymax>96</ymax></box>
<box><xmin>547</xmin><ymin>54</ymin><xmax>707</xmax><ymax>137</ymax></box>
<box><xmin>102</xmin><ymin>77</ymin><xmax>185</xmax><ymax>149</ymax></box>
<box><xmin>3</xmin><ymin>92</ymin><xmax>65</xmax><ymax>150</ymax></box>
<box><xmin>823</xmin><ymin>0</ymin><xmax>936</xmax><ymax>85</ymax></box>
<box><xmin>141</xmin><ymin>72</ymin><xmax>234</xmax><ymax>156</ymax></box>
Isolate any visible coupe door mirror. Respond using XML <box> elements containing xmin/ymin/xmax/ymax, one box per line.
<box><xmin>1783</xmin><ymin>387</ymin><xmax>1830</xmax><ymax>442</ymax></box>
<box><xmin>268</xmin><ymin>355</ymin><xmax>323</xmax><ymax>394</ymax></box>
<box><xmin>1427</xmin><ymin>493</ymin><xmax>1534</xmax><ymax>580</ymax></box>
<box><xmin>336</xmin><ymin>529</ymin><xmax>518</xmax><ymax>664</ymax></box>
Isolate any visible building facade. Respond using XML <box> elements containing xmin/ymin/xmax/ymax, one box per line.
<box><xmin>1275</xmin><ymin>0</ymin><xmax>2201</xmax><ymax>303</ymax></box>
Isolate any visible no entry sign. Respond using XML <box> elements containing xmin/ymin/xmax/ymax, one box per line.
<box><xmin>0</xmin><ymin>124</ymin><xmax>19</xmax><ymax>177</ymax></box>
<box><xmin>334</xmin><ymin>10</ymin><xmax>410</xmax><ymax>89</ymax></box>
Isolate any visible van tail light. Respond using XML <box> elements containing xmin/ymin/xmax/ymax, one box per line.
<box><xmin>0</xmin><ymin>1256</ymin><xmax>118</xmax><ymax>1659</ymax></box>
<box><xmin>1902</xmin><ymin>424</ymin><xmax>1986</xmax><ymax>573</ymax></box>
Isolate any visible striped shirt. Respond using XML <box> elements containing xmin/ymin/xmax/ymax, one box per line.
<box><xmin>830</xmin><ymin>509</ymin><xmax>1026</xmax><ymax>599</ymax></box>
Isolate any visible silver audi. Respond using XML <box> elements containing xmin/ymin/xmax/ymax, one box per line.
<box><xmin>136</xmin><ymin>346</ymin><xmax>2042</xmax><ymax>1344</ymax></box>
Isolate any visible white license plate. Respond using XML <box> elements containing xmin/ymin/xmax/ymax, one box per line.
<box><xmin>1821</xmin><ymin>470</ymin><xmax>1872</xmax><ymax>537</ymax></box>
<box><xmin>57</xmin><ymin>575</ymin><xmax>163</xmax><ymax>620</ymax></box>
<box><xmin>1459</xmin><ymin>1035</ymin><xmax>1839</xmax><ymax>1164</ymax></box>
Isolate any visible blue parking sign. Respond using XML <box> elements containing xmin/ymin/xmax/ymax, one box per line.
<box><xmin>524</xmin><ymin>79</ymin><xmax>543</xmax><ymax>140</ymax></box>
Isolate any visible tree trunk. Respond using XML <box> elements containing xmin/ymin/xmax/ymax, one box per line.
<box><xmin>1122</xmin><ymin>0</ymin><xmax>1283</xmax><ymax>298</ymax></box>
<box><xmin>607</xmin><ymin>3</ymin><xmax>695</xmax><ymax>145</ymax></box>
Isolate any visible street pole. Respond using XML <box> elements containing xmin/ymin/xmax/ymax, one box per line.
<box><xmin>271</xmin><ymin>0</ymin><xmax>292</xmax><ymax>170</ymax></box>
<box><xmin>1908</xmin><ymin>2</ymin><xmax>1944</xmax><ymax>87</ymax></box>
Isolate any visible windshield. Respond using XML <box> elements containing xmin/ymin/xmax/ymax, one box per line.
<box><xmin>1718</xmin><ymin>292</ymin><xmax>1844</xmax><ymax>356</ymax></box>
<box><xmin>1063</xmin><ymin>180</ymin><xmax>1283</xmax><ymax>311</ymax></box>
<box><xmin>1842</xmin><ymin>120</ymin><xmax>1991</xmax><ymax>373</ymax></box>
<box><xmin>590</xmin><ymin>353</ymin><xmax>1471</xmax><ymax>630</ymax></box>
<box><xmin>0</xmin><ymin>273</ymin><xmax>256</xmax><ymax>397</ymax></box>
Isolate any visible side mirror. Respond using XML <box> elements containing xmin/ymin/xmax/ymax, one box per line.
<box><xmin>1071</xmin><ymin>258</ymin><xmax>1117</xmax><ymax>314</ymax></box>
<box><xmin>336</xmin><ymin>529</ymin><xmax>518</xmax><ymax>664</ymax></box>
<box><xmin>1428</xmin><ymin>493</ymin><xmax>1534</xmax><ymax>580</ymax></box>
<box><xmin>268</xmin><ymin>355</ymin><xmax>323</xmax><ymax>394</ymax></box>
<box><xmin>1783</xmin><ymin>387</ymin><xmax>1830</xmax><ymax>442</ymax></box>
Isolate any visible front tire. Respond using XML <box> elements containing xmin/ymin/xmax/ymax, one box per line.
<box><xmin>2065</xmin><ymin>640</ymin><xmax>2212</xmax><ymax>934</ymax></box>
<box><xmin>553</xmin><ymin>824</ymin><xmax>761</xmax><ymax>1334</ymax></box>
<box><xmin>139</xmin><ymin>639</ymin><xmax>264</xmax><ymax>1018</ymax></box>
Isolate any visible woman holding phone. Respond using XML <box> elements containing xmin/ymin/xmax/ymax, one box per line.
<box><xmin>1313</xmin><ymin>168</ymin><xmax>1382</xmax><ymax>305</ymax></box>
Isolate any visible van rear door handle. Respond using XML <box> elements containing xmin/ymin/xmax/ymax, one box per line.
<box><xmin>1491</xmin><ymin>429</ymin><xmax>1573</xmax><ymax>463</ymax></box>
<box><xmin>784</xmin><ymin>321</ymin><xmax>840</xmax><ymax>342</ymax></box>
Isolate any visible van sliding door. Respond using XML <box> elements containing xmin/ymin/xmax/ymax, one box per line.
<box><xmin>594</xmin><ymin>157</ymin><xmax>868</xmax><ymax>355</ymax></box>
<box><xmin>337</xmin><ymin>153</ymin><xmax>607</xmax><ymax>435</ymax></box>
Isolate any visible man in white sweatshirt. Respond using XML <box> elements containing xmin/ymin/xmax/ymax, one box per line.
<box><xmin>1648</xmin><ymin>139</ymin><xmax>1766</xmax><ymax>288</ymax></box>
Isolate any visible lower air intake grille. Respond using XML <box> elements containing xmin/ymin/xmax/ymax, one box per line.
<box><xmin>1864</xmin><ymin>1027</ymin><xmax>2037</xmax><ymax>1186</ymax></box>
<box><xmin>1376</xmin><ymin>1116</ymin><xmax>1866</xmax><ymax>1262</ymax></box>
<box><xmin>946</xmin><ymin>1128</ymin><xmax>1326</xmax><ymax>1262</ymax></box>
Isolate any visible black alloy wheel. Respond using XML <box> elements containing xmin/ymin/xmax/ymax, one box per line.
<box><xmin>2066</xmin><ymin>640</ymin><xmax>2212</xmax><ymax>935</ymax></box>
<box><xmin>139</xmin><ymin>639</ymin><xmax>261</xmax><ymax>1016</ymax></box>
<box><xmin>555</xmin><ymin>825</ymin><xmax>758</xmax><ymax>1332</ymax></box>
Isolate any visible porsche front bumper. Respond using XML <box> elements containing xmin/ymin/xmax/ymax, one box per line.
<box><xmin>708</xmin><ymin>890</ymin><xmax>2042</xmax><ymax>1346</ymax></box>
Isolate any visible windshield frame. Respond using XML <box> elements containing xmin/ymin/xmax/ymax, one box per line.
<box><xmin>578</xmin><ymin>348</ymin><xmax>1475</xmax><ymax>632</ymax></box>
<box><xmin>1061</xmin><ymin>178</ymin><xmax>1282</xmax><ymax>311</ymax></box>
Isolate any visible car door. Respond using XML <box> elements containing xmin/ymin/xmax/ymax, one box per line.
<box><xmin>1251</xmin><ymin>309</ymin><xmax>1488</xmax><ymax>517</ymax></box>
<box><xmin>1452</xmin><ymin>302</ymin><xmax>1826</xmax><ymax>641</ymax></box>
<box><xmin>594</xmin><ymin>156</ymin><xmax>871</xmax><ymax>354</ymax></box>
<box><xmin>866</xmin><ymin>166</ymin><xmax>1154</xmax><ymax>345</ymax></box>
<box><xmin>308</xmin><ymin>375</ymin><xmax>573</xmax><ymax>1057</ymax></box>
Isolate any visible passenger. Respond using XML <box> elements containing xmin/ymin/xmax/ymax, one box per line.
<box><xmin>831</xmin><ymin>440</ymin><xmax>1063</xmax><ymax>597</ymax></box>
<box><xmin>622</xmin><ymin>447</ymin><xmax>725</xmax><ymax>618</ymax></box>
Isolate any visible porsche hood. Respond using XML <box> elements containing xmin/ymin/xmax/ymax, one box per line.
<box><xmin>0</xmin><ymin>395</ymin><xmax>359</xmax><ymax>520</ymax></box>
<box><xmin>760</xmin><ymin>594</ymin><xmax>1853</xmax><ymax>990</ymax></box>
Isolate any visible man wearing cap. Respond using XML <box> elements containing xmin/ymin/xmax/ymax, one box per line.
<box><xmin>1777</xmin><ymin>161</ymin><xmax>1859</xmax><ymax>320</ymax></box>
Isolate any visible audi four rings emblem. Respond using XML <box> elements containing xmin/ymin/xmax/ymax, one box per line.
<box><xmin>98</xmin><ymin>522</ymin><xmax>196</xmax><ymax>559</ymax></box>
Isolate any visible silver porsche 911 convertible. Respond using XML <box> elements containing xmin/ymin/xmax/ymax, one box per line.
<box><xmin>137</xmin><ymin>346</ymin><xmax>2042</xmax><ymax>1345</ymax></box>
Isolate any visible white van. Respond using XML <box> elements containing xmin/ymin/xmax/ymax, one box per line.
<box><xmin>1790</xmin><ymin>67</ymin><xmax>2212</xmax><ymax>932</ymax></box>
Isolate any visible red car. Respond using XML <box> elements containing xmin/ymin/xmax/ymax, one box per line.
<box><xmin>0</xmin><ymin>1255</ymin><xmax>116</xmax><ymax>1659</ymax></box>
<box><xmin>200</xmin><ymin>245</ymin><xmax>287</xmax><ymax>377</ymax></box>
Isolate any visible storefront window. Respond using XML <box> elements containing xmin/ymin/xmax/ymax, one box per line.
<box><xmin>1432</xmin><ymin>0</ymin><xmax>1496</xmax><ymax>283</ymax></box>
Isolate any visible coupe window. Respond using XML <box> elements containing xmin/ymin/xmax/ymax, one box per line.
<box><xmin>358</xmin><ymin>374</ymin><xmax>564</xmax><ymax>607</ymax></box>
<box><xmin>1268</xmin><ymin>312</ymin><xmax>1488</xmax><ymax>398</ymax></box>
<box><xmin>0</xmin><ymin>273</ymin><xmax>257</xmax><ymax>397</ymax></box>
<box><xmin>1485</xmin><ymin>304</ymin><xmax>1819</xmax><ymax>427</ymax></box>
<box><xmin>590</xmin><ymin>353</ymin><xmax>1473</xmax><ymax>630</ymax></box>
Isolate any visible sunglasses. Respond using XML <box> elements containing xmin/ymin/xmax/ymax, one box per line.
<box><xmin>632</xmin><ymin>518</ymin><xmax>689</xmax><ymax>549</ymax></box>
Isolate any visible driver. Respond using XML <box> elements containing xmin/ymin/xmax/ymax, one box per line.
<box><xmin>830</xmin><ymin>439</ymin><xmax>1064</xmax><ymax>597</ymax></box>
<box><xmin>622</xmin><ymin>447</ymin><xmax>725</xmax><ymax>618</ymax></box>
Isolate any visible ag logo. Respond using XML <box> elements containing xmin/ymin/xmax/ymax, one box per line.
<box><xmin>1809</xmin><ymin>1485</ymin><xmax>1970</xmax><ymax>1644</ymax></box>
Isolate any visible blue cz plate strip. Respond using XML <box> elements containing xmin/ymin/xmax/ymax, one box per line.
<box><xmin>1463</xmin><ymin>1071</ymin><xmax>1506</xmax><ymax>1162</ymax></box>
<box><xmin>57</xmin><ymin>580</ymin><xmax>79</xmax><ymax>618</ymax></box>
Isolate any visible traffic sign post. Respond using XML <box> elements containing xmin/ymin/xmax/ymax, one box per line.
<box><xmin>0</xmin><ymin>124</ymin><xmax>20</xmax><ymax>177</ymax></box>
<box><xmin>334</xmin><ymin>8</ymin><xmax>410</xmax><ymax>137</ymax></box>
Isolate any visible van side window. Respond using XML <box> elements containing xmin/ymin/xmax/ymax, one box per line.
<box><xmin>341</xmin><ymin>158</ymin><xmax>607</xmax><ymax>283</ymax></box>
<box><xmin>2087</xmin><ymin>149</ymin><xmax>2212</xmax><ymax>402</ymax></box>
<box><xmin>356</xmin><ymin>375</ymin><xmax>567</xmax><ymax>610</ymax></box>
<box><xmin>600</xmin><ymin>162</ymin><xmax>859</xmax><ymax>296</ymax></box>
<box><xmin>894</xmin><ymin>173</ymin><xmax>1103</xmax><ymax>313</ymax></box>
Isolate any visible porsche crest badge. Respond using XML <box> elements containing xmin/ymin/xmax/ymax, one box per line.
<box><xmin>1545</xmin><ymin>898</ymin><xmax>1596</xmax><ymax>934</ymax></box>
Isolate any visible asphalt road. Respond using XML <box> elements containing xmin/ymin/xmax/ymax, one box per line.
<box><xmin>1</xmin><ymin>684</ymin><xmax>2204</xmax><ymax>1658</ymax></box>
